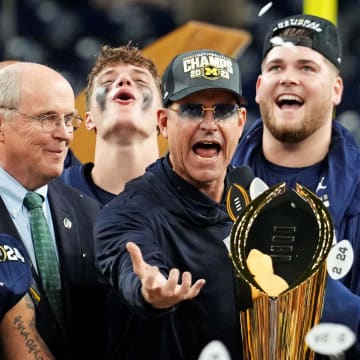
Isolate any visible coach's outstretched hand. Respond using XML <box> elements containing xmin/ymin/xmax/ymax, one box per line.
<box><xmin>126</xmin><ymin>242</ymin><xmax>206</xmax><ymax>309</ymax></box>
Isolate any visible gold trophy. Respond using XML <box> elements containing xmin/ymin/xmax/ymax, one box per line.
<box><xmin>230</xmin><ymin>182</ymin><xmax>333</xmax><ymax>360</ymax></box>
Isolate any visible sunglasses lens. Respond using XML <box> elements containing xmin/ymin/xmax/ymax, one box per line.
<box><xmin>214</xmin><ymin>104</ymin><xmax>239</xmax><ymax>119</ymax></box>
<box><xmin>175</xmin><ymin>104</ymin><xmax>239</xmax><ymax>121</ymax></box>
<box><xmin>178</xmin><ymin>104</ymin><xmax>203</xmax><ymax>118</ymax></box>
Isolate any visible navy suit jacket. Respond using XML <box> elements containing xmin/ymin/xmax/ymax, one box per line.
<box><xmin>0</xmin><ymin>178</ymin><xmax>109</xmax><ymax>359</ymax></box>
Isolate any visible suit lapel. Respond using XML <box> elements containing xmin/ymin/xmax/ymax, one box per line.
<box><xmin>0</xmin><ymin>196</ymin><xmax>22</xmax><ymax>236</ymax></box>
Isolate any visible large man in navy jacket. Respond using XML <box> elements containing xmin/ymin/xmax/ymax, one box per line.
<box><xmin>0</xmin><ymin>62</ymin><xmax>108</xmax><ymax>359</ymax></box>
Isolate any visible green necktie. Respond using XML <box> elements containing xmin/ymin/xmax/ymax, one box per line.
<box><xmin>23</xmin><ymin>191</ymin><xmax>64</xmax><ymax>328</ymax></box>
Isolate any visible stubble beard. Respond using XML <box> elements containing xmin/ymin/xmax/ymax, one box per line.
<box><xmin>260</xmin><ymin>103</ymin><xmax>328</xmax><ymax>143</ymax></box>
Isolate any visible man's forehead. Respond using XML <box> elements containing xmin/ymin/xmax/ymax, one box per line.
<box><xmin>19</xmin><ymin>79</ymin><xmax>75</xmax><ymax>110</ymax></box>
<box><xmin>265</xmin><ymin>45</ymin><xmax>325</xmax><ymax>63</ymax></box>
<box><xmin>96</xmin><ymin>64</ymin><xmax>152</xmax><ymax>79</ymax></box>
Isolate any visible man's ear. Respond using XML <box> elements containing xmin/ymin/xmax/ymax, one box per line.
<box><xmin>255</xmin><ymin>75</ymin><xmax>262</xmax><ymax>105</ymax></box>
<box><xmin>85</xmin><ymin>111</ymin><xmax>96</xmax><ymax>131</ymax></box>
<box><xmin>238</xmin><ymin>107</ymin><xmax>247</xmax><ymax>128</ymax></box>
<box><xmin>157</xmin><ymin>108</ymin><xmax>169</xmax><ymax>139</ymax></box>
<box><xmin>333</xmin><ymin>75</ymin><xmax>343</xmax><ymax>106</ymax></box>
<box><xmin>0</xmin><ymin>114</ymin><xmax>5</xmax><ymax>142</ymax></box>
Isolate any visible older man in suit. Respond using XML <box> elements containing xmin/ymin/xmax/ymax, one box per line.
<box><xmin>0</xmin><ymin>62</ymin><xmax>108</xmax><ymax>359</ymax></box>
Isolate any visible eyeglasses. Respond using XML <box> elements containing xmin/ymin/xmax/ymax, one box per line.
<box><xmin>167</xmin><ymin>103</ymin><xmax>242</xmax><ymax>122</ymax></box>
<box><xmin>1</xmin><ymin>108</ymin><xmax>83</xmax><ymax>133</ymax></box>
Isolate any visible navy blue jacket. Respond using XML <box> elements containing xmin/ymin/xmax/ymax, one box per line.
<box><xmin>231</xmin><ymin>118</ymin><xmax>360</xmax><ymax>358</ymax></box>
<box><xmin>94</xmin><ymin>156</ymin><xmax>245</xmax><ymax>360</ymax></box>
<box><xmin>60</xmin><ymin>163</ymin><xmax>116</xmax><ymax>205</ymax></box>
<box><xmin>61</xmin><ymin>163</ymin><xmax>95</xmax><ymax>200</ymax></box>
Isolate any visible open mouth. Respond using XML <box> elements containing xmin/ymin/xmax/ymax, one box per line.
<box><xmin>276</xmin><ymin>94</ymin><xmax>304</xmax><ymax>108</ymax></box>
<box><xmin>113</xmin><ymin>89</ymin><xmax>135</xmax><ymax>102</ymax></box>
<box><xmin>192</xmin><ymin>141</ymin><xmax>221</xmax><ymax>158</ymax></box>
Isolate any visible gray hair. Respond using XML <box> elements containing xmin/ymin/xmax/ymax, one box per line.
<box><xmin>0</xmin><ymin>65</ymin><xmax>21</xmax><ymax>120</ymax></box>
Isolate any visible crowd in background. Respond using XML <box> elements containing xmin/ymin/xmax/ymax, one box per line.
<box><xmin>1</xmin><ymin>3</ymin><xmax>360</xmax><ymax>358</ymax></box>
<box><xmin>1</xmin><ymin>0</ymin><xmax>360</xmax><ymax>143</ymax></box>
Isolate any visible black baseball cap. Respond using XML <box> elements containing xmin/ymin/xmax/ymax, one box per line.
<box><xmin>262</xmin><ymin>14</ymin><xmax>342</xmax><ymax>69</ymax></box>
<box><xmin>161</xmin><ymin>49</ymin><xmax>246</xmax><ymax>106</ymax></box>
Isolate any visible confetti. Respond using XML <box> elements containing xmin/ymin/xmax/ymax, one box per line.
<box><xmin>270</xmin><ymin>36</ymin><xmax>297</xmax><ymax>51</ymax></box>
<box><xmin>258</xmin><ymin>1</ymin><xmax>273</xmax><ymax>17</ymax></box>
<box><xmin>270</xmin><ymin>36</ymin><xmax>284</xmax><ymax>46</ymax></box>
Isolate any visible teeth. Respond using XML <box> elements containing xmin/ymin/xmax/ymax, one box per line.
<box><xmin>278</xmin><ymin>94</ymin><xmax>302</xmax><ymax>102</ymax></box>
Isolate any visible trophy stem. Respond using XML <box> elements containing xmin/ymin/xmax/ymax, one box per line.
<box><xmin>240</xmin><ymin>264</ymin><xmax>327</xmax><ymax>360</ymax></box>
<box><xmin>269</xmin><ymin>298</ymin><xmax>277</xmax><ymax>359</ymax></box>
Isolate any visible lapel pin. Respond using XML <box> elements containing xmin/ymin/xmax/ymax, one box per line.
<box><xmin>63</xmin><ymin>218</ymin><xmax>72</xmax><ymax>229</ymax></box>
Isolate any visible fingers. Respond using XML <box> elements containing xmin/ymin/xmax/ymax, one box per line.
<box><xmin>180</xmin><ymin>272</ymin><xmax>206</xmax><ymax>299</ymax></box>
<box><xmin>188</xmin><ymin>277</ymin><xmax>206</xmax><ymax>298</ymax></box>
<box><xmin>166</xmin><ymin>268</ymin><xmax>181</xmax><ymax>290</ymax></box>
<box><xmin>164</xmin><ymin>270</ymin><xmax>206</xmax><ymax>302</ymax></box>
<box><xmin>126</xmin><ymin>242</ymin><xmax>205</xmax><ymax>308</ymax></box>
<box><xmin>126</xmin><ymin>242</ymin><xmax>147</xmax><ymax>278</ymax></box>
<box><xmin>126</xmin><ymin>242</ymin><xmax>166</xmax><ymax>286</ymax></box>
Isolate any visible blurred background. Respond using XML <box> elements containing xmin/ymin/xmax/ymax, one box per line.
<box><xmin>1</xmin><ymin>0</ymin><xmax>360</xmax><ymax>145</ymax></box>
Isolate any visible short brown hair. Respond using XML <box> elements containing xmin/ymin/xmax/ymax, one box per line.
<box><xmin>85</xmin><ymin>43</ymin><xmax>160</xmax><ymax>110</ymax></box>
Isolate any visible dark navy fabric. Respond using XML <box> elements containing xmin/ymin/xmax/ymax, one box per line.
<box><xmin>231</xmin><ymin>118</ymin><xmax>360</xmax><ymax>357</ymax></box>
<box><xmin>0</xmin><ymin>233</ymin><xmax>31</xmax><ymax>320</ymax></box>
<box><xmin>60</xmin><ymin>163</ymin><xmax>115</xmax><ymax>205</ymax></box>
<box><xmin>94</xmin><ymin>156</ymin><xmax>246</xmax><ymax>360</ymax></box>
<box><xmin>64</xmin><ymin>149</ymin><xmax>81</xmax><ymax>169</ymax></box>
